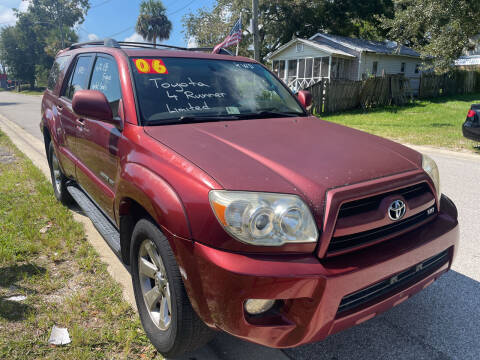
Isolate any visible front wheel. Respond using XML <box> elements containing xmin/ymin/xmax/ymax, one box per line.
<box><xmin>130</xmin><ymin>219</ymin><xmax>215</xmax><ymax>358</ymax></box>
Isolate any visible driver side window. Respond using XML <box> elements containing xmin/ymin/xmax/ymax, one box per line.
<box><xmin>89</xmin><ymin>56</ymin><xmax>122</xmax><ymax>117</ymax></box>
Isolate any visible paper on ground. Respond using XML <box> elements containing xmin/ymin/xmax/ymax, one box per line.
<box><xmin>48</xmin><ymin>326</ymin><xmax>71</xmax><ymax>345</ymax></box>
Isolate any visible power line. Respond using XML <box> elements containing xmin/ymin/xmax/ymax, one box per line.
<box><xmin>106</xmin><ymin>26</ymin><xmax>134</xmax><ymax>38</ymax></box>
<box><xmin>167</xmin><ymin>0</ymin><xmax>196</xmax><ymax>16</ymax></box>
<box><xmin>90</xmin><ymin>0</ymin><xmax>114</xmax><ymax>9</ymax></box>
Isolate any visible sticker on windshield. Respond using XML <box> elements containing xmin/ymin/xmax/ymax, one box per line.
<box><xmin>226</xmin><ymin>106</ymin><xmax>240</xmax><ymax>114</ymax></box>
<box><xmin>134</xmin><ymin>59</ymin><xmax>168</xmax><ymax>74</ymax></box>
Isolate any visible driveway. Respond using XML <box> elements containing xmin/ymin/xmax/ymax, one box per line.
<box><xmin>1</xmin><ymin>91</ymin><xmax>479</xmax><ymax>360</ymax></box>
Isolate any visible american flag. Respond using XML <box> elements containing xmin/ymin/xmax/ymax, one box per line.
<box><xmin>213</xmin><ymin>17</ymin><xmax>242</xmax><ymax>54</ymax></box>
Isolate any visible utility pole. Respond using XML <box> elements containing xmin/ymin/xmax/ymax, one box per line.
<box><xmin>236</xmin><ymin>13</ymin><xmax>242</xmax><ymax>56</ymax></box>
<box><xmin>56</xmin><ymin>2</ymin><xmax>64</xmax><ymax>49</ymax></box>
<box><xmin>252</xmin><ymin>0</ymin><xmax>259</xmax><ymax>62</ymax></box>
<box><xmin>60</xmin><ymin>5</ymin><xmax>64</xmax><ymax>49</ymax></box>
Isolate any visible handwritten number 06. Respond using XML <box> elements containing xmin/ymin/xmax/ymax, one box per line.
<box><xmin>136</xmin><ymin>59</ymin><xmax>150</xmax><ymax>73</ymax></box>
<box><xmin>152</xmin><ymin>60</ymin><xmax>167</xmax><ymax>74</ymax></box>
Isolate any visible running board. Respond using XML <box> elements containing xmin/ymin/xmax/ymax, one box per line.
<box><xmin>67</xmin><ymin>186</ymin><xmax>121</xmax><ymax>255</ymax></box>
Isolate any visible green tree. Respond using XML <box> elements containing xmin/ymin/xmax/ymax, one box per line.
<box><xmin>182</xmin><ymin>0</ymin><xmax>393</xmax><ymax>61</ymax></box>
<box><xmin>27</xmin><ymin>0</ymin><xmax>90</xmax><ymax>54</ymax></box>
<box><xmin>0</xmin><ymin>0</ymin><xmax>89</xmax><ymax>89</ymax></box>
<box><xmin>136</xmin><ymin>0</ymin><xmax>172</xmax><ymax>47</ymax></box>
<box><xmin>380</xmin><ymin>0</ymin><xmax>480</xmax><ymax>72</ymax></box>
<box><xmin>0</xmin><ymin>23</ymin><xmax>37</xmax><ymax>88</ymax></box>
<box><xmin>323</xmin><ymin>0</ymin><xmax>394</xmax><ymax>40</ymax></box>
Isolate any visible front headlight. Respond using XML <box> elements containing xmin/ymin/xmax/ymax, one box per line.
<box><xmin>422</xmin><ymin>154</ymin><xmax>441</xmax><ymax>200</ymax></box>
<box><xmin>209</xmin><ymin>191</ymin><xmax>318</xmax><ymax>246</ymax></box>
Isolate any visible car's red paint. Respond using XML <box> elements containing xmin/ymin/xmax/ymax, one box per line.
<box><xmin>72</xmin><ymin>89</ymin><xmax>114</xmax><ymax>123</ymax></box>
<box><xmin>170</xmin><ymin>195</ymin><xmax>457</xmax><ymax>347</ymax></box>
<box><xmin>296</xmin><ymin>90</ymin><xmax>312</xmax><ymax>109</ymax></box>
<box><xmin>41</xmin><ymin>46</ymin><xmax>459</xmax><ymax>348</ymax></box>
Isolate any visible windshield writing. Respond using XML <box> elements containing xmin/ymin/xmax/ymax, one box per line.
<box><xmin>131</xmin><ymin>57</ymin><xmax>305</xmax><ymax>124</ymax></box>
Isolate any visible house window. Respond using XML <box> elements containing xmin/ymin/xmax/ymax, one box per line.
<box><xmin>296</xmin><ymin>43</ymin><xmax>304</xmax><ymax>53</ymax></box>
<box><xmin>415</xmin><ymin>64</ymin><xmax>420</xmax><ymax>73</ymax></box>
<box><xmin>401</xmin><ymin>62</ymin><xmax>406</xmax><ymax>73</ymax></box>
<box><xmin>278</xmin><ymin>60</ymin><xmax>285</xmax><ymax>79</ymax></box>
<box><xmin>320</xmin><ymin>57</ymin><xmax>329</xmax><ymax>77</ymax></box>
<box><xmin>331</xmin><ymin>58</ymin><xmax>339</xmax><ymax>79</ymax></box>
<box><xmin>273</xmin><ymin>60</ymin><xmax>279</xmax><ymax>75</ymax></box>
<box><xmin>272</xmin><ymin>60</ymin><xmax>285</xmax><ymax>79</ymax></box>
<box><xmin>305</xmin><ymin>58</ymin><xmax>313</xmax><ymax>78</ymax></box>
<box><xmin>298</xmin><ymin>58</ymin><xmax>306</xmax><ymax>79</ymax></box>
<box><xmin>372</xmin><ymin>61</ymin><xmax>378</xmax><ymax>75</ymax></box>
<box><xmin>288</xmin><ymin>60</ymin><xmax>297</xmax><ymax>80</ymax></box>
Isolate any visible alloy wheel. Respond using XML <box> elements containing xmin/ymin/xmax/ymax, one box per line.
<box><xmin>51</xmin><ymin>151</ymin><xmax>62</xmax><ymax>194</ymax></box>
<box><xmin>138</xmin><ymin>239</ymin><xmax>172</xmax><ymax>331</ymax></box>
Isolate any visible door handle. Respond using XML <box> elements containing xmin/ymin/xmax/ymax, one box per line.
<box><xmin>76</xmin><ymin>118</ymin><xmax>85</xmax><ymax>131</ymax></box>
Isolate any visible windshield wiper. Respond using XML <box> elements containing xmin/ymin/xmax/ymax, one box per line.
<box><xmin>178</xmin><ymin>115</ymin><xmax>239</xmax><ymax>123</ymax></box>
<box><xmin>237</xmin><ymin>111</ymin><xmax>304</xmax><ymax>119</ymax></box>
<box><xmin>147</xmin><ymin>114</ymin><xmax>239</xmax><ymax>125</ymax></box>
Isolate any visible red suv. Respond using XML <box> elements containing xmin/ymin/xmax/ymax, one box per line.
<box><xmin>41</xmin><ymin>39</ymin><xmax>459</xmax><ymax>357</ymax></box>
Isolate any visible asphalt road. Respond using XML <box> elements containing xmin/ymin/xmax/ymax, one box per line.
<box><xmin>1</xmin><ymin>91</ymin><xmax>479</xmax><ymax>360</ymax></box>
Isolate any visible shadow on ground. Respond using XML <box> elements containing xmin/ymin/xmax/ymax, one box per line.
<box><xmin>172</xmin><ymin>271</ymin><xmax>480</xmax><ymax>360</ymax></box>
<box><xmin>428</xmin><ymin>93</ymin><xmax>480</xmax><ymax>104</ymax></box>
<box><xmin>0</xmin><ymin>264</ymin><xmax>46</xmax><ymax>321</ymax></box>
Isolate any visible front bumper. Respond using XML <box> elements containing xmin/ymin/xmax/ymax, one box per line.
<box><xmin>181</xmin><ymin>195</ymin><xmax>459</xmax><ymax>348</ymax></box>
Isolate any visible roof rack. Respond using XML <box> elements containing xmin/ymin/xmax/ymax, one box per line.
<box><xmin>69</xmin><ymin>38</ymin><xmax>119</xmax><ymax>50</ymax></box>
<box><xmin>69</xmin><ymin>38</ymin><xmax>188</xmax><ymax>51</ymax></box>
<box><xmin>68</xmin><ymin>38</ymin><xmax>235</xmax><ymax>55</ymax></box>
<box><xmin>116</xmin><ymin>41</ymin><xmax>189</xmax><ymax>51</ymax></box>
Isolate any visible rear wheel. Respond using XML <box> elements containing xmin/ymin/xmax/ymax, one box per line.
<box><xmin>131</xmin><ymin>219</ymin><xmax>215</xmax><ymax>358</ymax></box>
<box><xmin>48</xmin><ymin>142</ymin><xmax>72</xmax><ymax>205</ymax></box>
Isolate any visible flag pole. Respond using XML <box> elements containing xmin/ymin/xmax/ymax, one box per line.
<box><xmin>236</xmin><ymin>13</ymin><xmax>242</xmax><ymax>56</ymax></box>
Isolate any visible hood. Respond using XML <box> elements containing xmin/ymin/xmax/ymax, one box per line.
<box><xmin>144</xmin><ymin>116</ymin><xmax>421</xmax><ymax>207</ymax></box>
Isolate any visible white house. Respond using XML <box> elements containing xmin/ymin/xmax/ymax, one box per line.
<box><xmin>455</xmin><ymin>34</ymin><xmax>480</xmax><ymax>69</ymax></box>
<box><xmin>266</xmin><ymin>33</ymin><xmax>423</xmax><ymax>93</ymax></box>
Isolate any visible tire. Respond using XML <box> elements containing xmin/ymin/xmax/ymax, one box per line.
<box><xmin>48</xmin><ymin>142</ymin><xmax>73</xmax><ymax>205</ymax></box>
<box><xmin>131</xmin><ymin>219</ymin><xmax>215</xmax><ymax>358</ymax></box>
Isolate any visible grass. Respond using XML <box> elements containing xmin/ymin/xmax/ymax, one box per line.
<box><xmin>321</xmin><ymin>93</ymin><xmax>480</xmax><ymax>153</ymax></box>
<box><xmin>0</xmin><ymin>84</ymin><xmax>45</xmax><ymax>95</ymax></box>
<box><xmin>0</xmin><ymin>131</ymin><xmax>161</xmax><ymax>359</ymax></box>
<box><xmin>18</xmin><ymin>89</ymin><xmax>45</xmax><ymax>96</ymax></box>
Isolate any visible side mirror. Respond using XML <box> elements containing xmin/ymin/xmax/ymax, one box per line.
<box><xmin>72</xmin><ymin>90</ymin><xmax>121</xmax><ymax>128</ymax></box>
<box><xmin>297</xmin><ymin>90</ymin><xmax>312</xmax><ymax>110</ymax></box>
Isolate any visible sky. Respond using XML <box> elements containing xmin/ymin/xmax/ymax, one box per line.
<box><xmin>0</xmin><ymin>0</ymin><xmax>217</xmax><ymax>47</ymax></box>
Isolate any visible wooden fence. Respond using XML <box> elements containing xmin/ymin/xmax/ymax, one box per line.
<box><xmin>419</xmin><ymin>71</ymin><xmax>480</xmax><ymax>98</ymax></box>
<box><xmin>308</xmin><ymin>75</ymin><xmax>411</xmax><ymax>115</ymax></box>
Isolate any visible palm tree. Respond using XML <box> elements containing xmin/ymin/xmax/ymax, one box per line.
<box><xmin>135</xmin><ymin>0</ymin><xmax>172</xmax><ymax>47</ymax></box>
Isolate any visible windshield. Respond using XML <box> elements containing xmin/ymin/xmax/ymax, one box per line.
<box><xmin>130</xmin><ymin>57</ymin><xmax>305</xmax><ymax>125</ymax></box>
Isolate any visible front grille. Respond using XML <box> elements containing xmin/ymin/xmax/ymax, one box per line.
<box><xmin>328</xmin><ymin>207</ymin><xmax>435</xmax><ymax>253</ymax></box>
<box><xmin>337</xmin><ymin>250</ymin><xmax>449</xmax><ymax>314</ymax></box>
<box><xmin>327</xmin><ymin>182</ymin><xmax>434</xmax><ymax>254</ymax></box>
<box><xmin>337</xmin><ymin>183</ymin><xmax>430</xmax><ymax>218</ymax></box>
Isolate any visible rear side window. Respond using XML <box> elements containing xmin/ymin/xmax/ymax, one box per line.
<box><xmin>63</xmin><ymin>55</ymin><xmax>94</xmax><ymax>100</ymax></box>
<box><xmin>47</xmin><ymin>55</ymin><xmax>70</xmax><ymax>90</ymax></box>
<box><xmin>89</xmin><ymin>56</ymin><xmax>122</xmax><ymax>117</ymax></box>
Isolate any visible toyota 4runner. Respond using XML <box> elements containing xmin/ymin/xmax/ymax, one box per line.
<box><xmin>41</xmin><ymin>39</ymin><xmax>459</xmax><ymax>358</ymax></box>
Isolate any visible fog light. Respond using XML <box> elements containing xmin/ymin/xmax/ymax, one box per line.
<box><xmin>244</xmin><ymin>299</ymin><xmax>275</xmax><ymax>315</ymax></box>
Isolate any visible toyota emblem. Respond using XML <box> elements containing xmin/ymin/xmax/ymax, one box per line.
<box><xmin>388</xmin><ymin>200</ymin><xmax>406</xmax><ymax>221</ymax></box>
